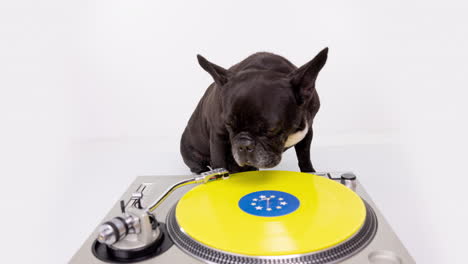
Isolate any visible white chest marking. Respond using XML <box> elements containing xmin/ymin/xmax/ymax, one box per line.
<box><xmin>284</xmin><ymin>121</ymin><xmax>308</xmax><ymax>148</ymax></box>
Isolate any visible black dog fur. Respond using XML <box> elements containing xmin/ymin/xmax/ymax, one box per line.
<box><xmin>180</xmin><ymin>48</ymin><xmax>328</xmax><ymax>174</ymax></box>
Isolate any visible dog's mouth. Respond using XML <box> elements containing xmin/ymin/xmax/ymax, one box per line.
<box><xmin>238</xmin><ymin>158</ymin><xmax>281</xmax><ymax>169</ymax></box>
<box><xmin>232</xmin><ymin>148</ymin><xmax>281</xmax><ymax>169</ymax></box>
<box><xmin>236</xmin><ymin>160</ymin><xmax>259</xmax><ymax>168</ymax></box>
<box><xmin>230</xmin><ymin>134</ymin><xmax>283</xmax><ymax>169</ymax></box>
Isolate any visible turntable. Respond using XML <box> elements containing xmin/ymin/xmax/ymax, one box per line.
<box><xmin>70</xmin><ymin>169</ymin><xmax>415</xmax><ymax>264</ymax></box>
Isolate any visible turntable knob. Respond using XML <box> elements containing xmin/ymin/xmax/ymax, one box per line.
<box><xmin>340</xmin><ymin>173</ymin><xmax>357</xmax><ymax>191</ymax></box>
<box><xmin>340</xmin><ymin>173</ymin><xmax>356</xmax><ymax>180</ymax></box>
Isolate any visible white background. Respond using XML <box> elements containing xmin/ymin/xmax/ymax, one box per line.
<box><xmin>1</xmin><ymin>0</ymin><xmax>467</xmax><ymax>263</ymax></box>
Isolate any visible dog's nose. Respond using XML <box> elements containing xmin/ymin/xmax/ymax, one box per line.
<box><xmin>238</xmin><ymin>139</ymin><xmax>255</xmax><ymax>152</ymax></box>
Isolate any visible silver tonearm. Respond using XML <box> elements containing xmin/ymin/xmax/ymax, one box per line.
<box><xmin>96</xmin><ymin>168</ymin><xmax>229</xmax><ymax>246</ymax></box>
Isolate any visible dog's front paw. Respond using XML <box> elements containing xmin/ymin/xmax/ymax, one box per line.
<box><xmin>298</xmin><ymin>161</ymin><xmax>315</xmax><ymax>173</ymax></box>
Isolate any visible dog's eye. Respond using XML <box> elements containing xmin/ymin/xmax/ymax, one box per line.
<box><xmin>268</xmin><ymin>127</ymin><xmax>281</xmax><ymax>135</ymax></box>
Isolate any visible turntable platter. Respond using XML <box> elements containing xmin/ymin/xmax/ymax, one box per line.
<box><xmin>172</xmin><ymin>170</ymin><xmax>367</xmax><ymax>256</ymax></box>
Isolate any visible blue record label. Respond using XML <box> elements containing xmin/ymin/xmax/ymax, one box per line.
<box><xmin>238</xmin><ymin>190</ymin><xmax>300</xmax><ymax>217</ymax></box>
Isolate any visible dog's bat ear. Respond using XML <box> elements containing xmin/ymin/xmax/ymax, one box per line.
<box><xmin>197</xmin><ymin>54</ymin><xmax>232</xmax><ymax>86</ymax></box>
<box><xmin>289</xmin><ymin>47</ymin><xmax>328</xmax><ymax>105</ymax></box>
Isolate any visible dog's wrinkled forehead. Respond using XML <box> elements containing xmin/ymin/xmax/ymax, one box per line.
<box><xmin>223</xmin><ymin>72</ymin><xmax>299</xmax><ymax>132</ymax></box>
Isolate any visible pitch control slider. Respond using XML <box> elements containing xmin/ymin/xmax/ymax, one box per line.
<box><xmin>96</xmin><ymin>168</ymin><xmax>229</xmax><ymax>246</ymax></box>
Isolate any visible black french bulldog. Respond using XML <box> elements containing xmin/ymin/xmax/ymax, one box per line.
<box><xmin>180</xmin><ymin>48</ymin><xmax>328</xmax><ymax>174</ymax></box>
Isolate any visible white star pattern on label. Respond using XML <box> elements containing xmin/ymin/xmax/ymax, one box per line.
<box><xmin>240</xmin><ymin>191</ymin><xmax>299</xmax><ymax>216</ymax></box>
<box><xmin>248</xmin><ymin>195</ymin><xmax>290</xmax><ymax>211</ymax></box>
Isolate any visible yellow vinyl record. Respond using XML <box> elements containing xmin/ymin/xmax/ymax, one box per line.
<box><xmin>175</xmin><ymin>170</ymin><xmax>366</xmax><ymax>256</ymax></box>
